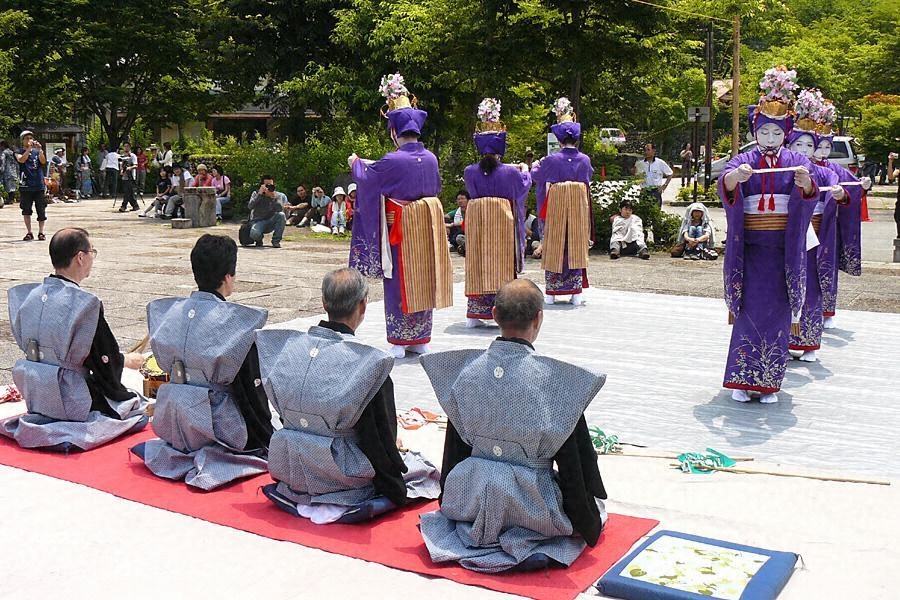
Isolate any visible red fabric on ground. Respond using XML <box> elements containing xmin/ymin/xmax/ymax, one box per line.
<box><xmin>0</xmin><ymin>430</ymin><xmax>658</xmax><ymax>600</ymax></box>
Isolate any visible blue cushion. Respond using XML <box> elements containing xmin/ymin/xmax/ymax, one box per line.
<box><xmin>596</xmin><ymin>530</ymin><xmax>797</xmax><ymax>600</ymax></box>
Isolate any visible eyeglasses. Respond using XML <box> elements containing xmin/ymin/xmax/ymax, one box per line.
<box><xmin>81</xmin><ymin>248</ymin><xmax>98</xmax><ymax>257</ymax></box>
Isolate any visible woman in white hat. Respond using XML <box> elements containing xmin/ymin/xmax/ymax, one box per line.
<box><xmin>329</xmin><ymin>186</ymin><xmax>348</xmax><ymax>234</ymax></box>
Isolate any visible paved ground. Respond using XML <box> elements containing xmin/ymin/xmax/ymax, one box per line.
<box><xmin>2</xmin><ymin>192</ymin><xmax>898</xmax><ymax>385</ymax></box>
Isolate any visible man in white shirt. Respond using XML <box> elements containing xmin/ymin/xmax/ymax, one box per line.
<box><xmin>155</xmin><ymin>142</ymin><xmax>174</xmax><ymax>168</ymax></box>
<box><xmin>104</xmin><ymin>147</ymin><xmax>121</xmax><ymax>199</ymax></box>
<box><xmin>634</xmin><ymin>143</ymin><xmax>673</xmax><ymax>208</ymax></box>
<box><xmin>162</xmin><ymin>164</ymin><xmax>194</xmax><ymax>218</ymax></box>
<box><xmin>117</xmin><ymin>142</ymin><xmax>139</xmax><ymax>212</ymax></box>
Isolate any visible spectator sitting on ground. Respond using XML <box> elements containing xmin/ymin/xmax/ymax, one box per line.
<box><xmin>245</xmin><ymin>174</ymin><xmax>287</xmax><ymax>248</ymax></box>
<box><xmin>286</xmin><ymin>184</ymin><xmax>312</xmax><ymax>226</ymax></box>
<box><xmin>610</xmin><ymin>199</ymin><xmax>650</xmax><ymax>260</ymax></box>
<box><xmin>524</xmin><ymin>212</ymin><xmax>541</xmax><ymax>257</ymax></box>
<box><xmin>672</xmin><ymin>201</ymin><xmax>717</xmax><ymax>260</ymax></box>
<box><xmin>162</xmin><ymin>163</ymin><xmax>194</xmax><ymax>219</ymax></box>
<box><xmin>211</xmin><ymin>165</ymin><xmax>231</xmax><ymax>222</ymax></box>
<box><xmin>346</xmin><ymin>183</ymin><xmax>357</xmax><ymax>230</ymax></box>
<box><xmin>311</xmin><ymin>186</ymin><xmax>331</xmax><ymax>224</ymax></box>
<box><xmin>193</xmin><ymin>163</ymin><xmax>214</xmax><ymax>187</ymax></box>
<box><xmin>328</xmin><ymin>186</ymin><xmax>350</xmax><ymax>235</ymax></box>
<box><xmin>445</xmin><ymin>190</ymin><xmax>468</xmax><ymax>253</ymax></box>
<box><xmin>140</xmin><ymin>166</ymin><xmax>173</xmax><ymax>218</ymax></box>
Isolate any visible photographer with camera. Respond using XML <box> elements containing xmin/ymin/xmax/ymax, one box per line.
<box><xmin>14</xmin><ymin>130</ymin><xmax>48</xmax><ymax>241</ymax></box>
<box><xmin>244</xmin><ymin>175</ymin><xmax>287</xmax><ymax>248</ymax></box>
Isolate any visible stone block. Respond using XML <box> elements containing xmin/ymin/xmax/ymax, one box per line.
<box><xmin>183</xmin><ymin>186</ymin><xmax>217</xmax><ymax>228</ymax></box>
<box><xmin>171</xmin><ymin>218</ymin><xmax>193</xmax><ymax>229</ymax></box>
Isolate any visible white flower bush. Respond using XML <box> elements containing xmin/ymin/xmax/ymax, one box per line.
<box><xmin>591</xmin><ymin>179</ymin><xmax>641</xmax><ymax>207</ymax></box>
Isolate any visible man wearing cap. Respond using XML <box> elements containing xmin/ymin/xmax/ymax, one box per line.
<box><xmin>15</xmin><ymin>131</ymin><xmax>48</xmax><ymax>241</ymax></box>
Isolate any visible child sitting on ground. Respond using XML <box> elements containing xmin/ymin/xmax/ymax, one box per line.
<box><xmin>329</xmin><ymin>187</ymin><xmax>348</xmax><ymax>234</ymax></box>
<box><xmin>678</xmin><ymin>202</ymin><xmax>717</xmax><ymax>260</ymax></box>
<box><xmin>609</xmin><ymin>200</ymin><xmax>650</xmax><ymax>260</ymax></box>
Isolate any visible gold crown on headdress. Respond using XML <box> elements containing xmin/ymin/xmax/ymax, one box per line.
<box><xmin>475</xmin><ymin>121</ymin><xmax>505</xmax><ymax>133</ymax></box>
<box><xmin>795</xmin><ymin>117</ymin><xmax>817</xmax><ymax>132</ymax></box>
<box><xmin>758</xmin><ymin>100</ymin><xmax>790</xmax><ymax>119</ymax></box>
<box><xmin>557</xmin><ymin>112</ymin><xmax>576</xmax><ymax>124</ymax></box>
<box><xmin>388</xmin><ymin>95</ymin><xmax>416</xmax><ymax>111</ymax></box>
<box><xmin>815</xmin><ymin>122</ymin><xmax>834</xmax><ymax>136</ymax></box>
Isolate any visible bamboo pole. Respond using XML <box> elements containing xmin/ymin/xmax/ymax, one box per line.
<box><xmin>669</xmin><ymin>463</ymin><xmax>890</xmax><ymax>486</ymax></box>
<box><xmin>731</xmin><ymin>14</ymin><xmax>741</xmax><ymax>156</ymax></box>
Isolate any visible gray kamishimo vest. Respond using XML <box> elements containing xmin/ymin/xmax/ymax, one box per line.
<box><xmin>147</xmin><ymin>292</ymin><xmax>267</xmax><ymax>453</ymax></box>
<box><xmin>256</xmin><ymin>325</ymin><xmax>394</xmax><ymax>506</ymax></box>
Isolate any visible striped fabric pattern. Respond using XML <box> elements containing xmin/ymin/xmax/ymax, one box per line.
<box><xmin>465</xmin><ymin>197</ymin><xmax>516</xmax><ymax>296</ymax></box>
<box><xmin>811</xmin><ymin>214</ymin><xmax>822</xmax><ymax>234</ymax></box>
<box><xmin>541</xmin><ymin>181</ymin><xmax>590</xmax><ymax>274</ymax></box>
<box><xmin>744</xmin><ymin>214</ymin><xmax>788</xmax><ymax>231</ymax></box>
<box><xmin>400</xmin><ymin>197</ymin><xmax>454</xmax><ymax>313</ymax></box>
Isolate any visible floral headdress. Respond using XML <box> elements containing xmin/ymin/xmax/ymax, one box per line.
<box><xmin>757</xmin><ymin>65</ymin><xmax>797</xmax><ymax>119</ymax></box>
<box><xmin>793</xmin><ymin>88</ymin><xmax>824</xmax><ymax>132</ymax></box>
<box><xmin>475</xmin><ymin>98</ymin><xmax>504</xmax><ymax>133</ymax></box>
<box><xmin>379</xmin><ymin>73</ymin><xmax>415</xmax><ymax>112</ymax></box>
<box><xmin>816</xmin><ymin>99</ymin><xmax>836</xmax><ymax>136</ymax></box>
<box><xmin>553</xmin><ymin>97</ymin><xmax>575</xmax><ymax>123</ymax></box>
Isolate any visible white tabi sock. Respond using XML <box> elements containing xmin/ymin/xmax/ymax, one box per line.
<box><xmin>823</xmin><ymin>316</ymin><xmax>835</xmax><ymax>329</ymax></box>
<box><xmin>389</xmin><ymin>344</ymin><xmax>406</xmax><ymax>359</ymax></box>
<box><xmin>407</xmin><ymin>343</ymin><xmax>430</xmax><ymax>355</ymax></box>
<box><xmin>466</xmin><ymin>318</ymin><xmax>485</xmax><ymax>328</ymax></box>
<box><xmin>571</xmin><ymin>293</ymin><xmax>584</xmax><ymax>306</ymax></box>
<box><xmin>759</xmin><ymin>393</ymin><xmax>778</xmax><ymax>404</ymax></box>
<box><xmin>544</xmin><ymin>294</ymin><xmax>554</xmax><ymax>305</ymax></box>
<box><xmin>731</xmin><ymin>389</ymin><xmax>751</xmax><ymax>403</ymax></box>
<box><xmin>799</xmin><ymin>350</ymin><xmax>817</xmax><ymax>362</ymax></box>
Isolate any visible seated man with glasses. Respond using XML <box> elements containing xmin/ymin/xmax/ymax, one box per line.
<box><xmin>1</xmin><ymin>228</ymin><xmax>149</xmax><ymax>451</ymax></box>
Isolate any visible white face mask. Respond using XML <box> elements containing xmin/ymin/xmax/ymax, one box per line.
<box><xmin>789</xmin><ymin>134</ymin><xmax>816</xmax><ymax>158</ymax></box>
<box><xmin>755</xmin><ymin>123</ymin><xmax>786</xmax><ymax>154</ymax></box>
<box><xmin>815</xmin><ymin>140</ymin><xmax>832</xmax><ymax>160</ymax></box>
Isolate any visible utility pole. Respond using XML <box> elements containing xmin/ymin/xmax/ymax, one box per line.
<box><xmin>705</xmin><ymin>22</ymin><xmax>714</xmax><ymax>189</ymax></box>
<box><xmin>731</xmin><ymin>15</ymin><xmax>741</xmax><ymax>156</ymax></box>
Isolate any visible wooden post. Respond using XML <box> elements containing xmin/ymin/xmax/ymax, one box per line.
<box><xmin>731</xmin><ymin>15</ymin><xmax>741</xmax><ymax>156</ymax></box>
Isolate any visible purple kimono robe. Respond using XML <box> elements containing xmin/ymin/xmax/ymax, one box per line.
<box><xmin>531</xmin><ymin>148</ymin><xmax>594</xmax><ymax>295</ymax></box>
<box><xmin>462</xmin><ymin>163</ymin><xmax>532</xmax><ymax>319</ymax></box>
<box><xmin>789</xmin><ymin>165</ymin><xmax>838</xmax><ymax>351</ymax></box>
<box><xmin>815</xmin><ymin>160</ymin><xmax>863</xmax><ymax>317</ymax></box>
<box><xmin>718</xmin><ymin>148</ymin><xmax>818</xmax><ymax>393</ymax></box>
<box><xmin>349</xmin><ymin>142</ymin><xmax>442</xmax><ymax>345</ymax></box>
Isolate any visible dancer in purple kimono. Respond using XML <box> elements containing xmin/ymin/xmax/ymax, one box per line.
<box><xmin>463</xmin><ymin>98</ymin><xmax>532</xmax><ymax>326</ymax></box>
<box><xmin>718</xmin><ymin>67</ymin><xmax>820</xmax><ymax>404</ymax></box>
<box><xmin>812</xmin><ymin>102</ymin><xmax>872</xmax><ymax>329</ymax></box>
<box><xmin>531</xmin><ymin>98</ymin><xmax>594</xmax><ymax>306</ymax></box>
<box><xmin>348</xmin><ymin>74</ymin><xmax>449</xmax><ymax>359</ymax></box>
<box><xmin>785</xmin><ymin>93</ymin><xmax>842</xmax><ymax>362</ymax></box>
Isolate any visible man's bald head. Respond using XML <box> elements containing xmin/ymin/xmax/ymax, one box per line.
<box><xmin>493</xmin><ymin>279</ymin><xmax>544</xmax><ymax>341</ymax></box>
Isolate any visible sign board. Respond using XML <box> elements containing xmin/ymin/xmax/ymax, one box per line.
<box><xmin>687</xmin><ymin>106</ymin><xmax>711</xmax><ymax>123</ymax></box>
<box><xmin>546</xmin><ymin>132</ymin><xmax>560</xmax><ymax>155</ymax></box>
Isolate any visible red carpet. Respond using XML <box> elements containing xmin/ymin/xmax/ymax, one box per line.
<box><xmin>0</xmin><ymin>430</ymin><xmax>658</xmax><ymax>600</ymax></box>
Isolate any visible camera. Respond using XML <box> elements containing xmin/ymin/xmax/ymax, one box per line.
<box><xmin>266</xmin><ymin>183</ymin><xmax>276</xmax><ymax>191</ymax></box>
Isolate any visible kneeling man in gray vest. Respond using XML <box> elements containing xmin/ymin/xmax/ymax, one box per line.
<box><xmin>420</xmin><ymin>279</ymin><xmax>608</xmax><ymax>572</ymax></box>
<box><xmin>257</xmin><ymin>268</ymin><xmax>440</xmax><ymax>523</ymax></box>
<box><xmin>2</xmin><ymin>228</ymin><xmax>149</xmax><ymax>451</ymax></box>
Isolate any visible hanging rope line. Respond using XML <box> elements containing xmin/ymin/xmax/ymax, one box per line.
<box><xmin>628</xmin><ymin>0</ymin><xmax>732</xmax><ymax>23</ymax></box>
